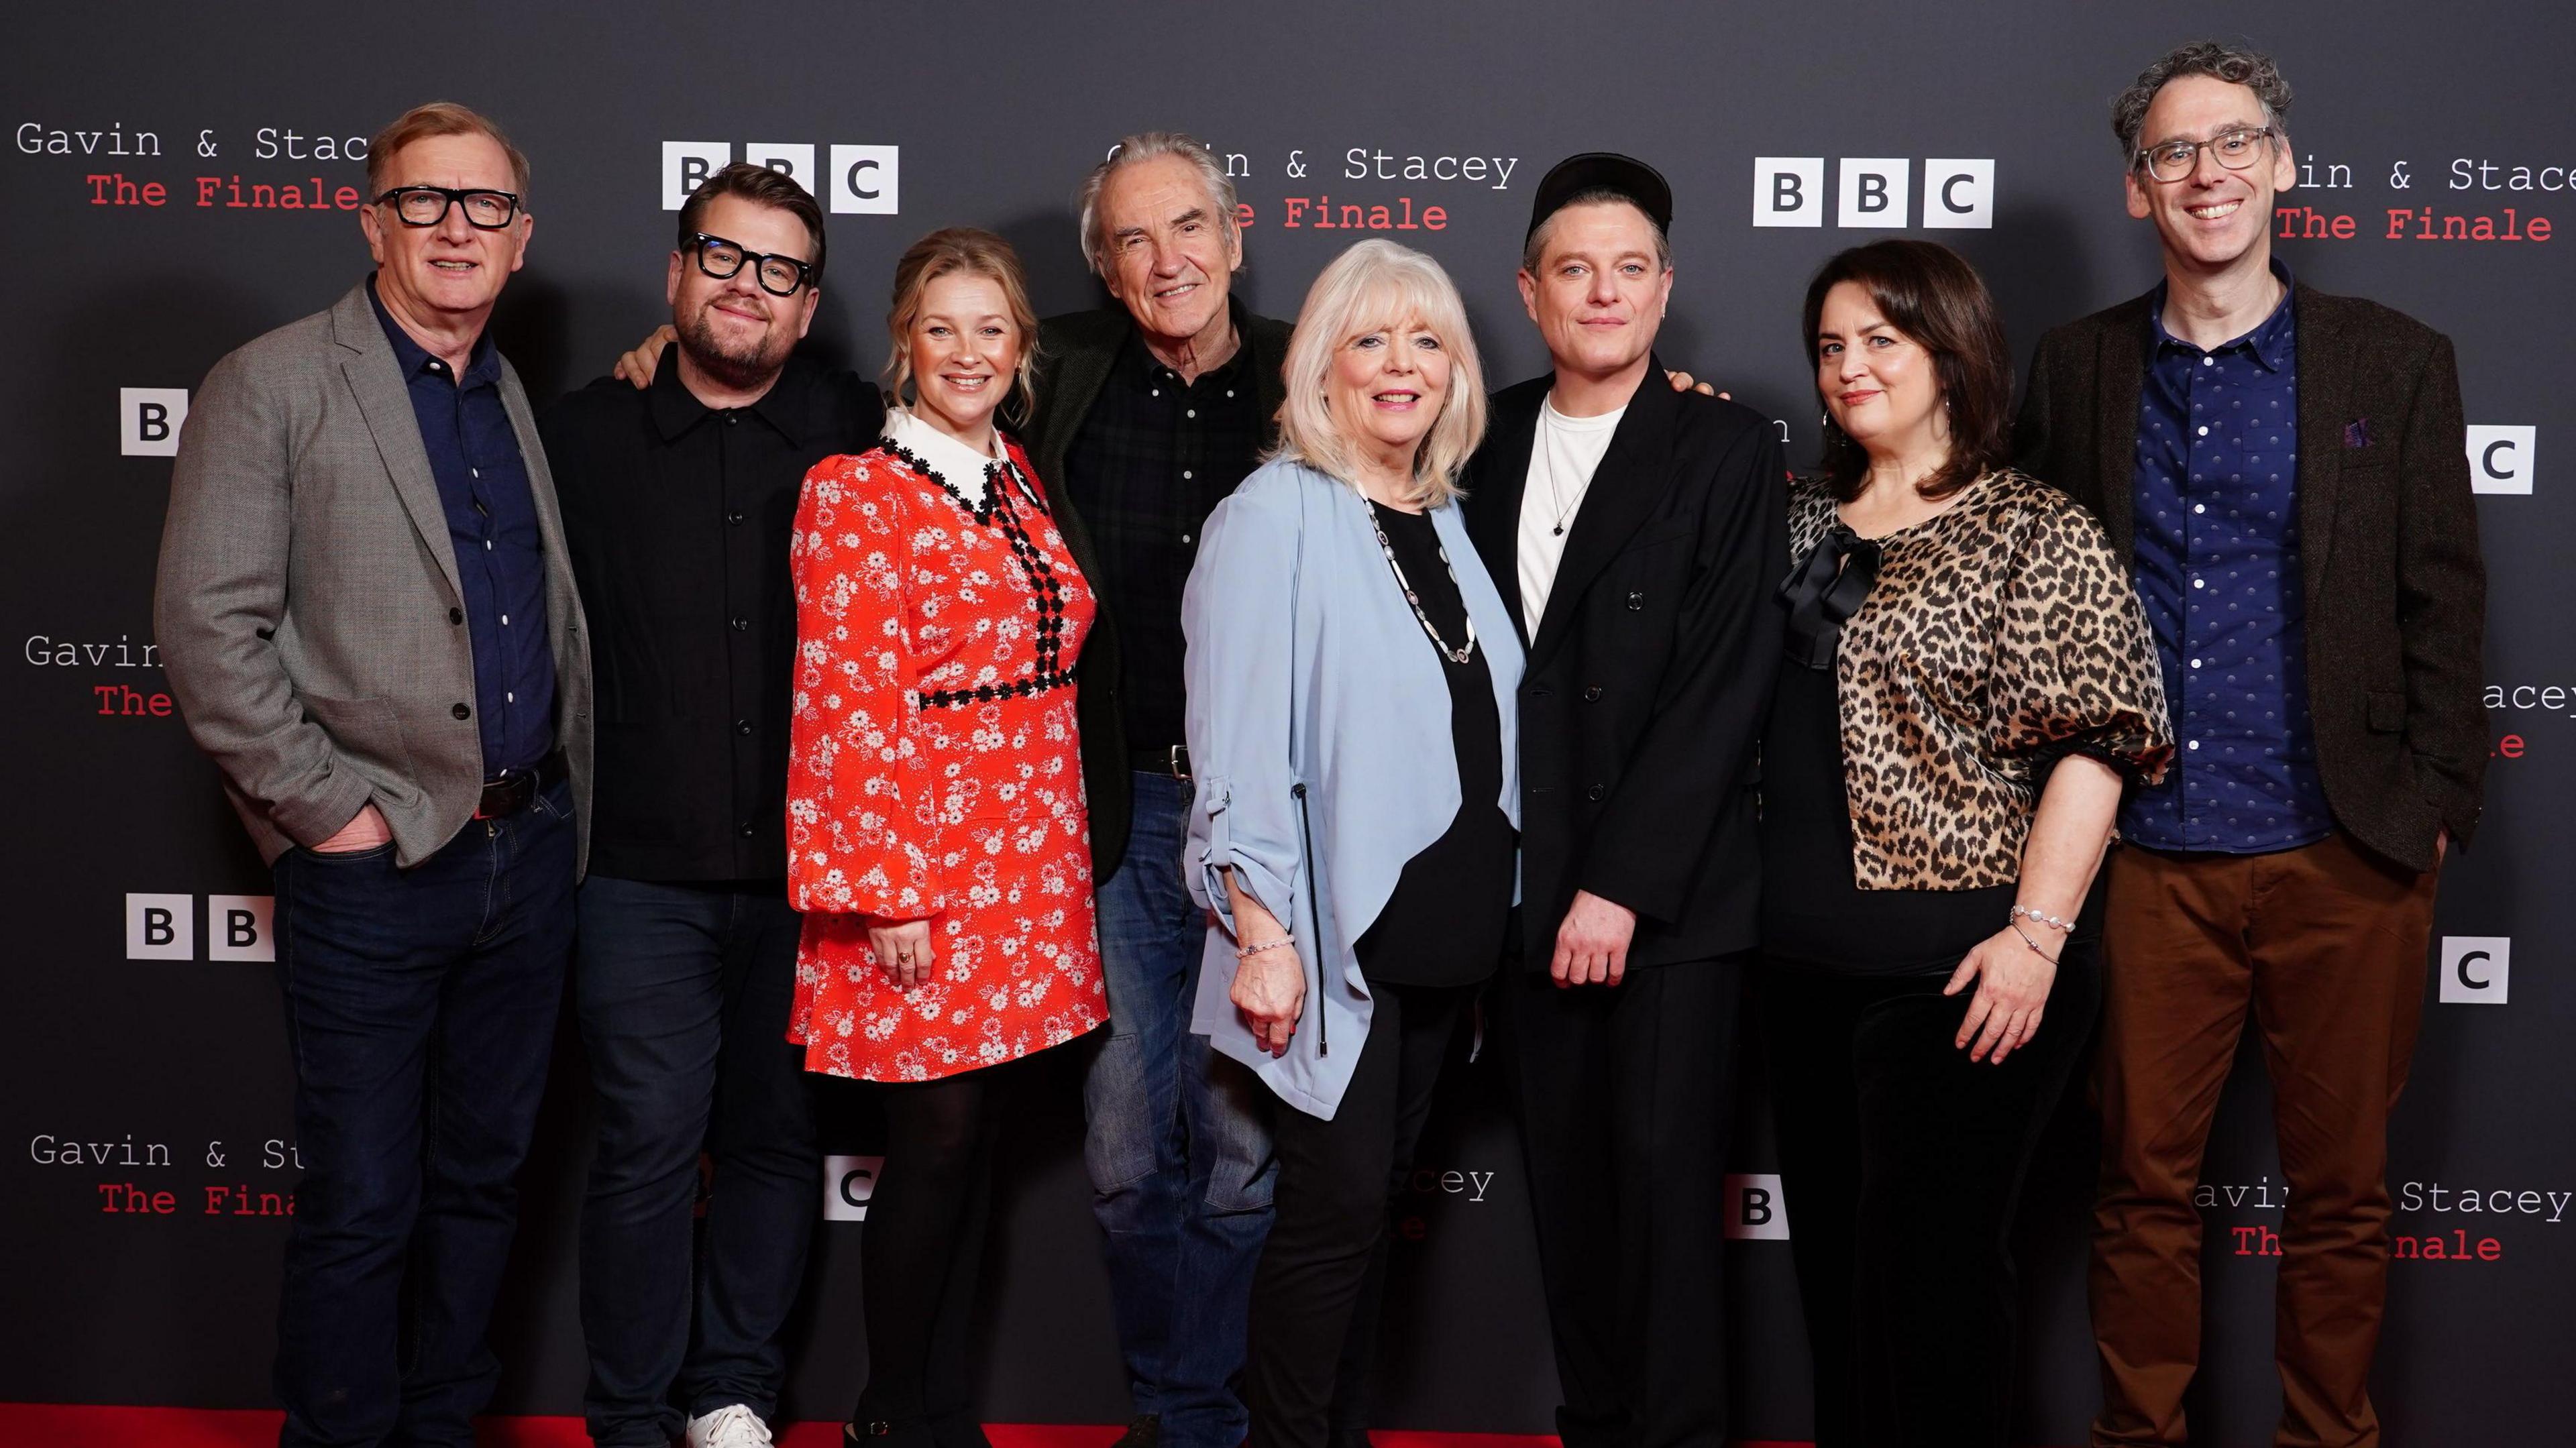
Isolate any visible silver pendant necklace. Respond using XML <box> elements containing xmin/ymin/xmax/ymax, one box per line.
<box><xmin>1367</xmin><ymin>498</ymin><xmax>1477</xmax><ymax>665</ymax></box>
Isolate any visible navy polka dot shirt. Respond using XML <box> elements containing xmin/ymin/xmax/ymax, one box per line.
<box><xmin>2122</xmin><ymin>262</ymin><xmax>2335</xmax><ymax>853</ymax></box>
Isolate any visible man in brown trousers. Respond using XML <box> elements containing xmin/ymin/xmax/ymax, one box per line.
<box><xmin>2015</xmin><ymin>41</ymin><xmax>2487</xmax><ymax>1448</ymax></box>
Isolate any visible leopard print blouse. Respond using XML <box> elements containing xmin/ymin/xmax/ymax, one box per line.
<box><xmin>1784</xmin><ymin>469</ymin><xmax>2174</xmax><ymax>889</ymax></box>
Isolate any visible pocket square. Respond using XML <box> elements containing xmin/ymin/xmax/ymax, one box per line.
<box><xmin>2343</xmin><ymin>417</ymin><xmax>2372</xmax><ymax>449</ymax></box>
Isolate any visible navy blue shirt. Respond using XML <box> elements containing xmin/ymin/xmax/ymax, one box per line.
<box><xmin>2120</xmin><ymin>262</ymin><xmax>2334</xmax><ymax>853</ymax></box>
<box><xmin>369</xmin><ymin>279</ymin><xmax>557</xmax><ymax>777</ymax></box>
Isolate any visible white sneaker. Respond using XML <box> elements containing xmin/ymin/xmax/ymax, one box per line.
<box><xmin>687</xmin><ymin>1404</ymin><xmax>775</xmax><ymax>1448</ymax></box>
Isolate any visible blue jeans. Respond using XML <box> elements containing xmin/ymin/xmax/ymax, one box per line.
<box><xmin>574</xmin><ymin>877</ymin><xmax>818</xmax><ymax>1445</ymax></box>
<box><xmin>1083</xmin><ymin>772</ymin><xmax>1277</xmax><ymax>1448</ymax></box>
<box><xmin>269</xmin><ymin>779</ymin><xmax>576</xmax><ymax>1448</ymax></box>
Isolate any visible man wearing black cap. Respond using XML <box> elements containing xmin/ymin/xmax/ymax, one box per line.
<box><xmin>1462</xmin><ymin>153</ymin><xmax>1786</xmax><ymax>1448</ymax></box>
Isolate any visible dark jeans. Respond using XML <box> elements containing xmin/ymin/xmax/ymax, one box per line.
<box><xmin>1760</xmin><ymin>946</ymin><xmax>2102</xmax><ymax>1448</ymax></box>
<box><xmin>1083</xmin><ymin>772</ymin><xmax>1277</xmax><ymax>1448</ymax></box>
<box><xmin>851</xmin><ymin>1066</ymin><xmax>1012</xmax><ymax>1448</ymax></box>
<box><xmin>269</xmin><ymin>779</ymin><xmax>576</xmax><ymax>1448</ymax></box>
<box><xmin>1503</xmin><ymin>957</ymin><xmax>1743</xmax><ymax>1448</ymax></box>
<box><xmin>574</xmin><ymin>876</ymin><xmax>819</xmax><ymax>1445</ymax></box>
<box><xmin>1246</xmin><ymin>982</ymin><xmax>1476</xmax><ymax>1448</ymax></box>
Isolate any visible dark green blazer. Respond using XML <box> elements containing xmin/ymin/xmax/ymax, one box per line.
<box><xmin>2015</xmin><ymin>282</ymin><xmax>2487</xmax><ymax>870</ymax></box>
<box><xmin>1024</xmin><ymin>303</ymin><xmax>1293</xmax><ymax>877</ymax></box>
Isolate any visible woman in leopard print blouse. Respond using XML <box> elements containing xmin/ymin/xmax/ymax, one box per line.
<box><xmin>1758</xmin><ymin>240</ymin><xmax>2172</xmax><ymax>1448</ymax></box>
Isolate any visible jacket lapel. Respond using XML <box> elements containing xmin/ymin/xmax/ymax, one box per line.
<box><xmin>2290</xmin><ymin>284</ymin><xmax>2347</xmax><ymax>616</ymax></box>
<box><xmin>2090</xmin><ymin>298</ymin><xmax>2149</xmax><ymax>560</ymax></box>
<box><xmin>1527</xmin><ymin>362</ymin><xmax>1680</xmax><ymax>668</ymax></box>
<box><xmin>331</xmin><ymin>284</ymin><xmax>465</xmax><ymax>602</ymax></box>
<box><xmin>500</xmin><ymin>361</ymin><xmax>586</xmax><ymax>689</ymax></box>
<box><xmin>1468</xmin><ymin>386</ymin><xmax>1539</xmax><ymax>643</ymax></box>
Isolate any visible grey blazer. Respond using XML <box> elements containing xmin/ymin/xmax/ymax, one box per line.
<box><xmin>156</xmin><ymin>280</ymin><xmax>593</xmax><ymax>871</ymax></box>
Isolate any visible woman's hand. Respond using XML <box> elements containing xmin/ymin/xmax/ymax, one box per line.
<box><xmin>1943</xmin><ymin>926</ymin><xmax>2057</xmax><ymax>1064</ymax></box>
<box><xmin>1232</xmin><ymin>946</ymin><xmax>1307</xmax><ymax>1058</ymax></box>
<box><xmin>867</xmin><ymin>918</ymin><xmax>936</xmax><ymax>991</ymax></box>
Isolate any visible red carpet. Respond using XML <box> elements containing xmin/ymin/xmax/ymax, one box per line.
<box><xmin>0</xmin><ymin>1407</ymin><xmax>1817</xmax><ymax>1448</ymax></box>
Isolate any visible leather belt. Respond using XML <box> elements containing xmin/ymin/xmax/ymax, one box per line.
<box><xmin>1128</xmin><ymin>744</ymin><xmax>1191</xmax><ymax>781</ymax></box>
<box><xmin>476</xmin><ymin>748</ymin><xmax>566</xmax><ymax>820</ymax></box>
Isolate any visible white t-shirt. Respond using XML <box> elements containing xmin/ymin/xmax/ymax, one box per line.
<box><xmin>1516</xmin><ymin>396</ymin><xmax>1626</xmax><ymax>636</ymax></box>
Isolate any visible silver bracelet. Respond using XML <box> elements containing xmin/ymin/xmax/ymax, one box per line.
<box><xmin>2010</xmin><ymin>904</ymin><xmax>2076</xmax><ymax>934</ymax></box>
<box><xmin>1236</xmin><ymin>936</ymin><xmax>1297</xmax><ymax>960</ymax></box>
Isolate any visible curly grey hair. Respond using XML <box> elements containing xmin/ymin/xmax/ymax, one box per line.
<box><xmin>2110</xmin><ymin>40</ymin><xmax>2292</xmax><ymax>162</ymax></box>
<box><xmin>1075</xmin><ymin>131</ymin><xmax>1242</xmax><ymax>278</ymax></box>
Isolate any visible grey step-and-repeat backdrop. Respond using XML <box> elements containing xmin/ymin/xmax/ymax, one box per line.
<box><xmin>4</xmin><ymin>2</ymin><xmax>2566</xmax><ymax>1441</ymax></box>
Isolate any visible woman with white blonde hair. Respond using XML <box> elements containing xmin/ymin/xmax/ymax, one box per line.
<box><xmin>1179</xmin><ymin>238</ymin><xmax>1520</xmax><ymax>1448</ymax></box>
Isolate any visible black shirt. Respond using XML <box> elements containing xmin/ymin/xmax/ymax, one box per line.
<box><xmin>368</xmin><ymin>278</ymin><xmax>555</xmax><ymax>775</ymax></box>
<box><xmin>1355</xmin><ymin>502</ymin><xmax>1515</xmax><ymax>989</ymax></box>
<box><xmin>540</xmin><ymin>353</ymin><xmax>884</xmax><ymax>881</ymax></box>
<box><xmin>1059</xmin><ymin>301</ymin><xmax>1269</xmax><ymax>757</ymax></box>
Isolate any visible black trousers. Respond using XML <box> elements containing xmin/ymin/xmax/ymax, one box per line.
<box><xmin>1502</xmin><ymin>954</ymin><xmax>1745</xmax><ymax>1448</ymax></box>
<box><xmin>1245</xmin><ymin>981</ymin><xmax>1477</xmax><ymax>1448</ymax></box>
<box><xmin>1758</xmin><ymin>946</ymin><xmax>2101</xmax><ymax>1448</ymax></box>
<box><xmin>850</xmin><ymin>1067</ymin><xmax>1010</xmax><ymax>1448</ymax></box>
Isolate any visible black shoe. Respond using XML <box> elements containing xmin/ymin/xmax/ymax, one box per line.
<box><xmin>1112</xmin><ymin>1414</ymin><xmax>1162</xmax><ymax>1448</ymax></box>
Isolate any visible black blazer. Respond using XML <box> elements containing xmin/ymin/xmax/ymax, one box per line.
<box><xmin>1464</xmin><ymin>365</ymin><xmax>1788</xmax><ymax>971</ymax></box>
<box><xmin>2015</xmin><ymin>283</ymin><xmax>2487</xmax><ymax>871</ymax></box>
<box><xmin>1024</xmin><ymin>304</ymin><xmax>1295</xmax><ymax>877</ymax></box>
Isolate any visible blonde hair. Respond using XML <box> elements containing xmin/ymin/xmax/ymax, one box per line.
<box><xmin>1269</xmin><ymin>239</ymin><xmax>1487</xmax><ymax>508</ymax></box>
<box><xmin>366</xmin><ymin>101</ymin><xmax>530</xmax><ymax>200</ymax></box>
<box><xmin>883</xmin><ymin>227</ymin><xmax>1042</xmax><ymax>425</ymax></box>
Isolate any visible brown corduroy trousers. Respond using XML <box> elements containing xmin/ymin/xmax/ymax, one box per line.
<box><xmin>2090</xmin><ymin>832</ymin><xmax>2439</xmax><ymax>1448</ymax></box>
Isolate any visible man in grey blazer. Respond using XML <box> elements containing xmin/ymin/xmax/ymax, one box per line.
<box><xmin>155</xmin><ymin>101</ymin><xmax>590</xmax><ymax>1448</ymax></box>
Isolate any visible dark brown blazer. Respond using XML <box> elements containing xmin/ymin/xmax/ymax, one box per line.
<box><xmin>1024</xmin><ymin>304</ymin><xmax>1293</xmax><ymax>877</ymax></box>
<box><xmin>2014</xmin><ymin>282</ymin><xmax>2486</xmax><ymax>871</ymax></box>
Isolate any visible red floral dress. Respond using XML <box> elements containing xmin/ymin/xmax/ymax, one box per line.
<box><xmin>785</xmin><ymin>410</ymin><xmax>1106</xmax><ymax>1081</ymax></box>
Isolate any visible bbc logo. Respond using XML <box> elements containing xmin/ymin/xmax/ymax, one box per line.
<box><xmin>821</xmin><ymin>1153</ymin><xmax>888</xmax><ymax>1221</ymax></box>
<box><xmin>1723</xmin><ymin>1172</ymin><xmax>1791</xmax><ymax>1240</ymax></box>
<box><xmin>2438</xmin><ymin>936</ymin><xmax>2510</xmax><ymax>1005</ymax></box>
<box><xmin>2467</xmin><ymin>425</ymin><xmax>2536</xmax><ymax>496</ymax></box>
<box><xmin>126</xmin><ymin>893</ymin><xmax>272</xmax><ymax>962</ymax></box>
<box><xmin>121</xmin><ymin>387</ymin><xmax>189</xmax><ymax>457</ymax></box>
<box><xmin>1753</xmin><ymin>158</ymin><xmax>1994</xmax><ymax>229</ymax></box>
<box><xmin>662</xmin><ymin>142</ymin><xmax>898</xmax><ymax>215</ymax></box>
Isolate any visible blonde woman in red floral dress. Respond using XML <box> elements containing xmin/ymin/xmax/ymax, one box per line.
<box><xmin>787</xmin><ymin>227</ymin><xmax>1104</xmax><ymax>1448</ymax></box>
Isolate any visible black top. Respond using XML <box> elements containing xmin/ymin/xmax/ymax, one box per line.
<box><xmin>1761</xmin><ymin>524</ymin><xmax>2094</xmax><ymax>973</ymax></box>
<box><xmin>368</xmin><ymin>278</ymin><xmax>555</xmax><ymax>775</ymax></box>
<box><xmin>1059</xmin><ymin>301</ymin><xmax>1269</xmax><ymax>759</ymax></box>
<box><xmin>540</xmin><ymin>353</ymin><xmax>884</xmax><ymax>882</ymax></box>
<box><xmin>1355</xmin><ymin>502</ymin><xmax>1515</xmax><ymax>989</ymax></box>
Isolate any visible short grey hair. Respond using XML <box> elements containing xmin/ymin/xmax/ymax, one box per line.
<box><xmin>1077</xmin><ymin>131</ymin><xmax>1240</xmax><ymax>277</ymax></box>
<box><xmin>2111</xmin><ymin>40</ymin><xmax>2292</xmax><ymax>162</ymax></box>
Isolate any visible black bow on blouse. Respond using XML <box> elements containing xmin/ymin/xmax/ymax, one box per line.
<box><xmin>1778</xmin><ymin>523</ymin><xmax>1882</xmax><ymax>670</ymax></box>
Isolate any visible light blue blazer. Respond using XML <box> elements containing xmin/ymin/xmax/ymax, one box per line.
<box><xmin>1182</xmin><ymin>459</ymin><xmax>1523</xmax><ymax>1120</ymax></box>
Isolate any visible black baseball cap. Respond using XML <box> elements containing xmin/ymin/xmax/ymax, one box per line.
<box><xmin>1525</xmin><ymin>152</ymin><xmax>1674</xmax><ymax>239</ymax></box>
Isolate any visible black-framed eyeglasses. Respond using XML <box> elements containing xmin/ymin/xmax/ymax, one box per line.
<box><xmin>2135</xmin><ymin>125</ymin><xmax>2277</xmax><ymax>183</ymax></box>
<box><xmin>685</xmin><ymin>232</ymin><xmax>816</xmax><ymax>296</ymax></box>
<box><xmin>374</xmin><ymin>184</ymin><xmax>523</xmax><ymax>229</ymax></box>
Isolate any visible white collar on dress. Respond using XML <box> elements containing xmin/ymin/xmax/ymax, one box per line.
<box><xmin>883</xmin><ymin>406</ymin><xmax>1040</xmax><ymax>514</ymax></box>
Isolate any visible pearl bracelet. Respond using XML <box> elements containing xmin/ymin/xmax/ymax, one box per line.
<box><xmin>2010</xmin><ymin>904</ymin><xmax>2075</xmax><ymax>934</ymax></box>
<box><xmin>1236</xmin><ymin>936</ymin><xmax>1297</xmax><ymax>960</ymax></box>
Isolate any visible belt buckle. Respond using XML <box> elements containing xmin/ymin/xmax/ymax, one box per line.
<box><xmin>1167</xmin><ymin>744</ymin><xmax>1191</xmax><ymax>782</ymax></box>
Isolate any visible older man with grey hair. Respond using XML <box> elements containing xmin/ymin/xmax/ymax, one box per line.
<box><xmin>1026</xmin><ymin>131</ymin><xmax>1295</xmax><ymax>1448</ymax></box>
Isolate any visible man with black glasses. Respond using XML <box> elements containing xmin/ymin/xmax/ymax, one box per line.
<box><xmin>158</xmin><ymin>102</ymin><xmax>592</xmax><ymax>1448</ymax></box>
<box><xmin>541</xmin><ymin>163</ymin><xmax>884</xmax><ymax>1448</ymax></box>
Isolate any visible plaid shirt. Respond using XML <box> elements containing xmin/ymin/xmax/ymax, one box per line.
<box><xmin>1058</xmin><ymin>307</ymin><xmax>1269</xmax><ymax>757</ymax></box>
